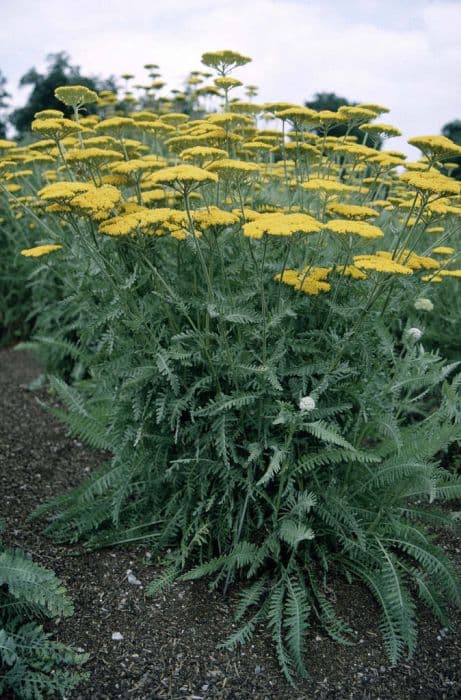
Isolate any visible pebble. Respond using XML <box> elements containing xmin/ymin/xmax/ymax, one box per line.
<box><xmin>111</xmin><ymin>631</ymin><xmax>124</xmax><ymax>641</ymax></box>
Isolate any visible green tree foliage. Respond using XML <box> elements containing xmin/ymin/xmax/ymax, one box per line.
<box><xmin>9</xmin><ymin>52</ymin><xmax>115</xmax><ymax>135</ymax></box>
<box><xmin>0</xmin><ymin>70</ymin><xmax>10</xmax><ymax>138</ymax></box>
<box><xmin>442</xmin><ymin>120</ymin><xmax>461</xmax><ymax>180</ymax></box>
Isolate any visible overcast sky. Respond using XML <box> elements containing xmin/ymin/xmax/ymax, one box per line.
<box><xmin>1</xmin><ymin>0</ymin><xmax>460</xmax><ymax>157</ymax></box>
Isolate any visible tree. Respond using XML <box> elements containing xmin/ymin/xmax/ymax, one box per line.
<box><xmin>10</xmin><ymin>52</ymin><xmax>115</xmax><ymax>135</ymax></box>
<box><xmin>0</xmin><ymin>70</ymin><xmax>10</xmax><ymax>138</ymax></box>
<box><xmin>441</xmin><ymin>120</ymin><xmax>461</xmax><ymax>180</ymax></box>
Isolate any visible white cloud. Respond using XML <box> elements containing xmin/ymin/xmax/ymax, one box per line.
<box><xmin>1</xmin><ymin>0</ymin><xmax>460</xmax><ymax>154</ymax></box>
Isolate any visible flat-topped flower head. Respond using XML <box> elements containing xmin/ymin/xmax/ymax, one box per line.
<box><xmin>360</xmin><ymin>123</ymin><xmax>401</xmax><ymax>138</ymax></box>
<box><xmin>21</xmin><ymin>244</ymin><xmax>63</xmax><ymax>257</ymax></box>
<box><xmin>94</xmin><ymin>117</ymin><xmax>136</xmax><ymax>134</ymax></box>
<box><xmin>302</xmin><ymin>178</ymin><xmax>355</xmax><ymax>194</ymax></box>
<box><xmin>99</xmin><ymin>207</ymin><xmax>182</xmax><ymax>236</ymax></box>
<box><xmin>66</xmin><ymin>147</ymin><xmax>122</xmax><ymax>164</ymax></box>
<box><xmin>275</xmin><ymin>106</ymin><xmax>317</xmax><ymax>124</ymax></box>
<box><xmin>69</xmin><ymin>185</ymin><xmax>122</xmax><ymax>221</ymax></box>
<box><xmin>38</xmin><ymin>181</ymin><xmax>93</xmax><ymax>201</ymax></box>
<box><xmin>408</xmin><ymin>135</ymin><xmax>461</xmax><ymax>162</ymax></box>
<box><xmin>335</xmin><ymin>265</ymin><xmax>368</xmax><ymax>280</ymax></box>
<box><xmin>243</xmin><ymin>212</ymin><xmax>322</xmax><ymax>239</ymax></box>
<box><xmin>158</xmin><ymin>113</ymin><xmax>189</xmax><ymax>127</ymax></box>
<box><xmin>192</xmin><ymin>206</ymin><xmax>239</xmax><ymax>229</ymax></box>
<box><xmin>214</xmin><ymin>76</ymin><xmax>243</xmax><ymax>90</ymax></box>
<box><xmin>326</xmin><ymin>203</ymin><xmax>378</xmax><ymax>220</ymax></box>
<box><xmin>34</xmin><ymin>109</ymin><xmax>64</xmax><ymax>120</ymax></box>
<box><xmin>55</xmin><ymin>85</ymin><xmax>98</xmax><ymax>108</ymax></box>
<box><xmin>147</xmin><ymin>164</ymin><xmax>218</xmax><ymax>192</ymax></box>
<box><xmin>274</xmin><ymin>267</ymin><xmax>331</xmax><ymax>295</ymax></box>
<box><xmin>432</xmin><ymin>246</ymin><xmax>455</xmax><ymax>255</ymax></box>
<box><xmin>31</xmin><ymin>118</ymin><xmax>81</xmax><ymax>140</ymax></box>
<box><xmin>438</xmin><ymin>269</ymin><xmax>461</xmax><ymax>278</ymax></box>
<box><xmin>400</xmin><ymin>171</ymin><xmax>461</xmax><ymax>196</ymax></box>
<box><xmin>201</xmin><ymin>50</ymin><xmax>252</xmax><ymax>75</ymax></box>
<box><xmin>179</xmin><ymin>146</ymin><xmax>228</xmax><ymax>166</ymax></box>
<box><xmin>353</xmin><ymin>254</ymin><xmax>413</xmax><ymax>275</ymax></box>
<box><xmin>357</xmin><ymin>103</ymin><xmax>390</xmax><ymax>115</ymax></box>
<box><xmin>208</xmin><ymin>158</ymin><xmax>259</xmax><ymax>180</ymax></box>
<box><xmin>414</xmin><ymin>298</ymin><xmax>434</xmax><ymax>312</ymax></box>
<box><xmin>338</xmin><ymin>105</ymin><xmax>376</xmax><ymax>124</ymax></box>
<box><xmin>376</xmin><ymin>250</ymin><xmax>440</xmax><ymax>271</ymax></box>
<box><xmin>323</xmin><ymin>219</ymin><xmax>384</xmax><ymax>239</ymax></box>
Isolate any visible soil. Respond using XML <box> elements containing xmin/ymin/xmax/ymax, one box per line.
<box><xmin>1</xmin><ymin>346</ymin><xmax>461</xmax><ymax>700</ymax></box>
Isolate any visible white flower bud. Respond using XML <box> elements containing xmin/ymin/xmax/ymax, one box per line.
<box><xmin>414</xmin><ymin>298</ymin><xmax>434</xmax><ymax>312</ymax></box>
<box><xmin>406</xmin><ymin>327</ymin><xmax>423</xmax><ymax>341</ymax></box>
<box><xmin>299</xmin><ymin>395</ymin><xmax>316</xmax><ymax>411</ymax></box>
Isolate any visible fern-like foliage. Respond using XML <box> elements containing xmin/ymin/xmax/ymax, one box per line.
<box><xmin>0</xmin><ymin>523</ymin><xmax>89</xmax><ymax>698</ymax></box>
<box><xmin>26</xmin><ymin>222</ymin><xmax>461</xmax><ymax>685</ymax></box>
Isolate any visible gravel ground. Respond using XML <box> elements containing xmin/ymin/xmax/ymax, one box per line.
<box><xmin>1</xmin><ymin>346</ymin><xmax>461</xmax><ymax>700</ymax></box>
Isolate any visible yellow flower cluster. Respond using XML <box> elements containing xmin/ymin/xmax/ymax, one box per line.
<box><xmin>326</xmin><ymin>203</ymin><xmax>378</xmax><ymax>220</ymax></box>
<box><xmin>243</xmin><ymin>213</ymin><xmax>322</xmax><ymax>239</ymax></box>
<box><xmin>20</xmin><ymin>244</ymin><xmax>63</xmax><ymax>257</ymax></box>
<box><xmin>353</xmin><ymin>255</ymin><xmax>413</xmax><ymax>275</ymax></box>
<box><xmin>274</xmin><ymin>267</ymin><xmax>331</xmax><ymax>295</ymax></box>
<box><xmin>5</xmin><ymin>51</ymin><xmax>461</xmax><ymax>307</ymax></box>
<box><xmin>323</xmin><ymin>219</ymin><xmax>384</xmax><ymax>239</ymax></box>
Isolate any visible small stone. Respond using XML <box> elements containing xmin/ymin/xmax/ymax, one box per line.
<box><xmin>111</xmin><ymin>632</ymin><xmax>123</xmax><ymax>641</ymax></box>
<box><xmin>127</xmin><ymin>569</ymin><xmax>142</xmax><ymax>586</ymax></box>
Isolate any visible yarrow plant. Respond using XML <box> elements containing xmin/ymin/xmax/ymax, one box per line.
<box><xmin>1</xmin><ymin>51</ymin><xmax>461</xmax><ymax>684</ymax></box>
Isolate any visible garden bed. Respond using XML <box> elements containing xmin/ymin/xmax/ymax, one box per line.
<box><xmin>1</xmin><ymin>346</ymin><xmax>460</xmax><ymax>699</ymax></box>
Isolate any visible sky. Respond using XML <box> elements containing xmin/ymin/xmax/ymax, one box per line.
<box><xmin>1</xmin><ymin>0</ymin><xmax>460</xmax><ymax>157</ymax></box>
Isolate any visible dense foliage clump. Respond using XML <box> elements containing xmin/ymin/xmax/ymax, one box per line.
<box><xmin>1</xmin><ymin>49</ymin><xmax>461</xmax><ymax>683</ymax></box>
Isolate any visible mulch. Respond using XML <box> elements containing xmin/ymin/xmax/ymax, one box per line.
<box><xmin>1</xmin><ymin>346</ymin><xmax>460</xmax><ymax>699</ymax></box>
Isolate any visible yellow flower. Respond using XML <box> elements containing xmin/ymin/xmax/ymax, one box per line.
<box><xmin>94</xmin><ymin>117</ymin><xmax>136</xmax><ymax>133</ymax></box>
<box><xmin>408</xmin><ymin>135</ymin><xmax>461</xmax><ymax>162</ymax></box>
<box><xmin>274</xmin><ymin>268</ymin><xmax>331</xmax><ymax>295</ymax></box>
<box><xmin>160</xmin><ymin>113</ymin><xmax>189</xmax><ymax>126</ymax></box>
<box><xmin>208</xmin><ymin>159</ymin><xmax>259</xmax><ymax>180</ymax></box>
<box><xmin>326</xmin><ymin>203</ymin><xmax>378</xmax><ymax>220</ymax></box>
<box><xmin>180</xmin><ymin>146</ymin><xmax>228</xmax><ymax>164</ymax></box>
<box><xmin>99</xmin><ymin>207</ymin><xmax>182</xmax><ymax>236</ymax></box>
<box><xmin>243</xmin><ymin>212</ymin><xmax>322</xmax><ymax>239</ymax></box>
<box><xmin>323</xmin><ymin>219</ymin><xmax>384</xmax><ymax>239</ymax></box>
<box><xmin>147</xmin><ymin>164</ymin><xmax>218</xmax><ymax>191</ymax></box>
<box><xmin>360</xmin><ymin>123</ymin><xmax>401</xmax><ymax>138</ymax></box>
<box><xmin>375</xmin><ymin>250</ymin><xmax>440</xmax><ymax>271</ymax></box>
<box><xmin>421</xmin><ymin>274</ymin><xmax>443</xmax><ymax>282</ymax></box>
<box><xmin>201</xmin><ymin>50</ymin><xmax>252</xmax><ymax>74</ymax></box>
<box><xmin>21</xmin><ymin>244</ymin><xmax>63</xmax><ymax>257</ymax></box>
<box><xmin>432</xmin><ymin>246</ymin><xmax>455</xmax><ymax>255</ymax></box>
<box><xmin>38</xmin><ymin>181</ymin><xmax>93</xmax><ymax>201</ymax></box>
<box><xmin>438</xmin><ymin>269</ymin><xmax>461</xmax><ymax>278</ymax></box>
<box><xmin>31</xmin><ymin>118</ymin><xmax>81</xmax><ymax>139</ymax></box>
<box><xmin>302</xmin><ymin>178</ymin><xmax>355</xmax><ymax>194</ymax></box>
<box><xmin>214</xmin><ymin>76</ymin><xmax>242</xmax><ymax>89</ymax></box>
<box><xmin>66</xmin><ymin>147</ymin><xmax>122</xmax><ymax>164</ymax></box>
<box><xmin>193</xmin><ymin>206</ymin><xmax>239</xmax><ymax>229</ymax></box>
<box><xmin>55</xmin><ymin>85</ymin><xmax>98</xmax><ymax>107</ymax></box>
<box><xmin>400</xmin><ymin>171</ymin><xmax>460</xmax><ymax>196</ymax></box>
<box><xmin>69</xmin><ymin>185</ymin><xmax>122</xmax><ymax>221</ymax></box>
<box><xmin>34</xmin><ymin>109</ymin><xmax>64</xmax><ymax>120</ymax></box>
<box><xmin>353</xmin><ymin>254</ymin><xmax>413</xmax><ymax>275</ymax></box>
<box><xmin>335</xmin><ymin>265</ymin><xmax>368</xmax><ymax>280</ymax></box>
